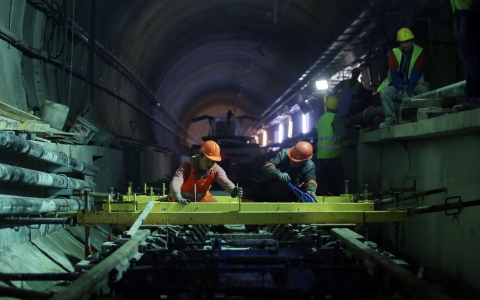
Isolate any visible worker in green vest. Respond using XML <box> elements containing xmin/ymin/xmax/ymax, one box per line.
<box><xmin>377</xmin><ymin>28</ymin><xmax>430</xmax><ymax>128</ymax></box>
<box><xmin>451</xmin><ymin>0</ymin><xmax>480</xmax><ymax>111</ymax></box>
<box><xmin>315</xmin><ymin>95</ymin><xmax>358</xmax><ymax>196</ymax></box>
<box><xmin>333</xmin><ymin>67</ymin><xmax>364</xmax><ymax>117</ymax></box>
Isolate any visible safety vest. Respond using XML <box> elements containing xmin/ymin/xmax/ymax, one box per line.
<box><xmin>344</xmin><ymin>79</ymin><xmax>363</xmax><ymax>94</ymax></box>
<box><xmin>316</xmin><ymin>112</ymin><xmax>342</xmax><ymax>159</ymax></box>
<box><xmin>450</xmin><ymin>0</ymin><xmax>471</xmax><ymax>12</ymax></box>
<box><xmin>180</xmin><ymin>161</ymin><xmax>215</xmax><ymax>202</ymax></box>
<box><xmin>377</xmin><ymin>45</ymin><xmax>427</xmax><ymax>92</ymax></box>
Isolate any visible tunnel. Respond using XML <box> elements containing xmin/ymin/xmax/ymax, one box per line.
<box><xmin>1</xmin><ymin>0</ymin><xmax>480</xmax><ymax>299</ymax></box>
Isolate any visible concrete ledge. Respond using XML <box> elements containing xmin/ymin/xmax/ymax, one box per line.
<box><xmin>360</xmin><ymin>109</ymin><xmax>480</xmax><ymax>143</ymax></box>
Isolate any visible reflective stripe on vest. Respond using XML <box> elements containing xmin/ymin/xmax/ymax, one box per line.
<box><xmin>377</xmin><ymin>44</ymin><xmax>425</xmax><ymax>92</ymax></box>
<box><xmin>344</xmin><ymin>79</ymin><xmax>362</xmax><ymax>93</ymax></box>
<box><xmin>316</xmin><ymin>112</ymin><xmax>342</xmax><ymax>159</ymax></box>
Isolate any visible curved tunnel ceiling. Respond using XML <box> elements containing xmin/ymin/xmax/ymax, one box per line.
<box><xmin>75</xmin><ymin>0</ymin><xmax>368</xmax><ymax>143</ymax></box>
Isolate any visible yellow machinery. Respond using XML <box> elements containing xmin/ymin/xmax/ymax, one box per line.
<box><xmin>76</xmin><ymin>183</ymin><xmax>407</xmax><ymax>229</ymax></box>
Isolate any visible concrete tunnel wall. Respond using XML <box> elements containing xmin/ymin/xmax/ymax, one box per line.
<box><xmin>354</xmin><ymin>110</ymin><xmax>480</xmax><ymax>290</ymax></box>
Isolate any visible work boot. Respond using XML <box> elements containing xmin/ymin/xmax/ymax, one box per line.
<box><xmin>379</xmin><ymin>117</ymin><xmax>397</xmax><ymax>129</ymax></box>
<box><xmin>453</xmin><ymin>98</ymin><xmax>480</xmax><ymax>112</ymax></box>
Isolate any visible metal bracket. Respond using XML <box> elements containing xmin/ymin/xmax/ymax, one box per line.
<box><xmin>26</xmin><ymin>214</ymin><xmax>42</xmax><ymax>229</ymax></box>
<box><xmin>445</xmin><ymin>196</ymin><xmax>462</xmax><ymax>216</ymax></box>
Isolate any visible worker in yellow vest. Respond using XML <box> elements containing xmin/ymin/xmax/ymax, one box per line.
<box><xmin>377</xmin><ymin>28</ymin><xmax>430</xmax><ymax>128</ymax></box>
<box><xmin>315</xmin><ymin>96</ymin><xmax>358</xmax><ymax>196</ymax></box>
<box><xmin>333</xmin><ymin>67</ymin><xmax>364</xmax><ymax>117</ymax></box>
<box><xmin>451</xmin><ymin>0</ymin><xmax>480</xmax><ymax>111</ymax></box>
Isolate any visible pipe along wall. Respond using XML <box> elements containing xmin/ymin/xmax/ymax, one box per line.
<box><xmin>0</xmin><ymin>132</ymin><xmax>96</xmax><ymax>216</ymax></box>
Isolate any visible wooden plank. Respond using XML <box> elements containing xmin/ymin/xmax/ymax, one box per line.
<box><xmin>0</xmin><ymin>109</ymin><xmax>32</xmax><ymax>123</ymax></box>
<box><xmin>417</xmin><ymin>107</ymin><xmax>453</xmax><ymax>121</ymax></box>
<box><xmin>0</xmin><ymin>120</ymin><xmax>51</xmax><ymax>132</ymax></box>
<box><xmin>0</xmin><ymin>101</ymin><xmax>41</xmax><ymax>121</ymax></box>
<box><xmin>409</xmin><ymin>97</ymin><xmax>457</xmax><ymax>108</ymax></box>
<box><xmin>417</xmin><ymin>107</ymin><xmax>453</xmax><ymax>113</ymax></box>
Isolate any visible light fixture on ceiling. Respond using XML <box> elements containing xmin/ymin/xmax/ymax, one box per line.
<box><xmin>315</xmin><ymin>80</ymin><xmax>329</xmax><ymax>90</ymax></box>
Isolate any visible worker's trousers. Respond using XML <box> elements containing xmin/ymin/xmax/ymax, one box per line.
<box><xmin>315</xmin><ymin>156</ymin><xmax>345</xmax><ymax>196</ymax></box>
<box><xmin>454</xmin><ymin>9</ymin><xmax>480</xmax><ymax>97</ymax></box>
<box><xmin>380</xmin><ymin>84</ymin><xmax>430</xmax><ymax>122</ymax></box>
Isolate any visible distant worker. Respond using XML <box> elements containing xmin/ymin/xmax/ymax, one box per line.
<box><xmin>377</xmin><ymin>28</ymin><xmax>430</xmax><ymax>128</ymax></box>
<box><xmin>333</xmin><ymin>67</ymin><xmax>364</xmax><ymax>117</ymax></box>
<box><xmin>315</xmin><ymin>95</ymin><xmax>358</xmax><ymax>196</ymax></box>
<box><xmin>170</xmin><ymin>140</ymin><xmax>242</xmax><ymax>204</ymax></box>
<box><xmin>242</xmin><ymin>141</ymin><xmax>317</xmax><ymax>202</ymax></box>
<box><xmin>227</xmin><ymin>109</ymin><xmax>235</xmax><ymax>126</ymax></box>
<box><xmin>451</xmin><ymin>0</ymin><xmax>480</xmax><ymax>111</ymax></box>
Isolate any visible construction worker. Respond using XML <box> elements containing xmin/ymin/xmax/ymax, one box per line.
<box><xmin>315</xmin><ymin>95</ymin><xmax>358</xmax><ymax>196</ymax></box>
<box><xmin>333</xmin><ymin>67</ymin><xmax>364</xmax><ymax>117</ymax></box>
<box><xmin>241</xmin><ymin>141</ymin><xmax>317</xmax><ymax>202</ymax></box>
<box><xmin>170</xmin><ymin>140</ymin><xmax>242</xmax><ymax>204</ymax></box>
<box><xmin>377</xmin><ymin>28</ymin><xmax>430</xmax><ymax>128</ymax></box>
<box><xmin>451</xmin><ymin>0</ymin><xmax>480</xmax><ymax>111</ymax></box>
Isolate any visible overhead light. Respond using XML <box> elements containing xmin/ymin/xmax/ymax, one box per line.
<box><xmin>315</xmin><ymin>80</ymin><xmax>328</xmax><ymax>90</ymax></box>
<box><xmin>302</xmin><ymin>114</ymin><xmax>308</xmax><ymax>134</ymax></box>
<box><xmin>278</xmin><ymin>124</ymin><xmax>284</xmax><ymax>143</ymax></box>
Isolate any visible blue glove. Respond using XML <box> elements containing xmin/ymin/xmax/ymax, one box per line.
<box><xmin>176</xmin><ymin>197</ymin><xmax>190</xmax><ymax>205</ymax></box>
<box><xmin>231</xmin><ymin>187</ymin><xmax>243</xmax><ymax>198</ymax></box>
<box><xmin>277</xmin><ymin>172</ymin><xmax>291</xmax><ymax>183</ymax></box>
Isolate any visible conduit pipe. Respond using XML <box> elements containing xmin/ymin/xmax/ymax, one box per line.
<box><xmin>411</xmin><ymin>81</ymin><xmax>466</xmax><ymax>99</ymax></box>
<box><xmin>0</xmin><ymin>195</ymin><xmax>84</xmax><ymax>215</ymax></box>
<box><xmin>0</xmin><ymin>163</ymin><xmax>95</xmax><ymax>190</ymax></box>
<box><xmin>0</xmin><ymin>131</ymin><xmax>99</xmax><ymax>176</ymax></box>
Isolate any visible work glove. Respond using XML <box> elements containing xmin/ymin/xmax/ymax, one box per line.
<box><xmin>397</xmin><ymin>90</ymin><xmax>407</xmax><ymax>101</ymax></box>
<box><xmin>176</xmin><ymin>197</ymin><xmax>190</xmax><ymax>205</ymax></box>
<box><xmin>307</xmin><ymin>191</ymin><xmax>317</xmax><ymax>198</ymax></box>
<box><xmin>277</xmin><ymin>172</ymin><xmax>291</xmax><ymax>183</ymax></box>
<box><xmin>231</xmin><ymin>186</ymin><xmax>243</xmax><ymax>198</ymax></box>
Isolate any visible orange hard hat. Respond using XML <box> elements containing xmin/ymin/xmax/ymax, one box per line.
<box><xmin>199</xmin><ymin>140</ymin><xmax>222</xmax><ymax>161</ymax></box>
<box><xmin>287</xmin><ymin>141</ymin><xmax>313</xmax><ymax>162</ymax></box>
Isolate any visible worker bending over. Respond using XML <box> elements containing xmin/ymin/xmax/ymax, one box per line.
<box><xmin>242</xmin><ymin>141</ymin><xmax>317</xmax><ymax>202</ymax></box>
<box><xmin>170</xmin><ymin>140</ymin><xmax>242</xmax><ymax>204</ymax></box>
<box><xmin>377</xmin><ymin>28</ymin><xmax>430</xmax><ymax>128</ymax></box>
<box><xmin>315</xmin><ymin>95</ymin><xmax>358</xmax><ymax>196</ymax></box>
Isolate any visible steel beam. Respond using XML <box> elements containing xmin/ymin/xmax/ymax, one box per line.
<box><xmin>51</xmin><ymin>229</ymin><xmax>150</xmax><ymax>300</ymax></box>
<box><xmin>102</xmin><ymin>201</ymin><xmax>375</xmax><ymax>213</ymax></box>
<box><xmin>123</xmin><ymin>201</ymin><xmax>154</xmax><ymax>238</ymax></box>
<box><xmin>77</xmin><ymin>210</ymin><xmax>407</xmax><ymax>226</ymax></box>
<box><xmin>331</xmin><ymin>228</ymin><xmax>453</xmax><ymax>300</ymax></box>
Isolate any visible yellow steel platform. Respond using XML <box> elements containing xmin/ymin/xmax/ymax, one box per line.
<box><xmin>76</xmin><ymin>200</ymin><xmax>407</xmax><ymax>226</ymax></box>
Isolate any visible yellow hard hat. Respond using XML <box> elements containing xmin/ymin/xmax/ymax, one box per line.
<box><xmin>397</xmin><ymin>28</ymin><xmax>414</xmax><ymax>42</ymax></box>
<box><xmin>325</xmin><ymin>95</ymin><xmax>340</xmax><ymax>109</ymax></box>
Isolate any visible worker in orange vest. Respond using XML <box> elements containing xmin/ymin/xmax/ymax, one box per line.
<box><xmin>170</xmin><ymin>140</ymin><xmax>242</xmax><ymax>204</ymax></box>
